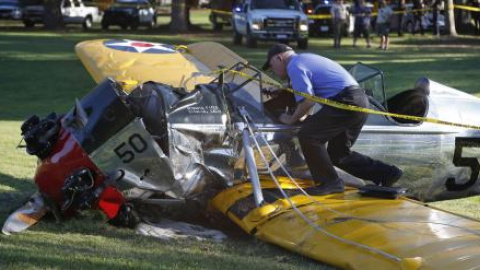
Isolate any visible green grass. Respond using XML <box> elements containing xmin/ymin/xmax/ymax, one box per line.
<box><xmin>1</xmin><ymin>10</ymin><xmax>480</xmax><ymax>269</ymax></box>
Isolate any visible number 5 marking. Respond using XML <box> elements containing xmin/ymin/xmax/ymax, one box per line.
<box><xmin>446</xmin><ymin>137</ymin><xmax>480</xmax><ymax>191</ymax></box>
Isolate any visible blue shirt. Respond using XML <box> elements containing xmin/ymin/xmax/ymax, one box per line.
<box><xmin>353</xmin><ymin>5</ymin><xmax>372</xmax><ymax>26</ymax></box>
<box><xmin>287</xmin><ymin>53</ymin><xmax>359</xmax><ymax>102</ymax></box>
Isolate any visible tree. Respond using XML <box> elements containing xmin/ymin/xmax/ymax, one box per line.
<box><xmin>43</xmin><ymin>0</ymin><xmax>64</xmax><ymax>29</ymax></box>
<box><xmin>170</xmin><ymin>0</ymin><xmax>188</xmax><ymax>32</ymax></box>
<box><xmin>444</xmin><ymin>0</ymin><xmax>458</xmax><ymax>36</ymax></box>
<box><xmin>169</xmin><ymin>0</ymin><xmax>198</xmax><ymax>32</ymax></box>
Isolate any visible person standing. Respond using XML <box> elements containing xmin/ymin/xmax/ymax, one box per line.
<box><xmin>431</xmin><ymin>0</ymin><xmax>442</xmax><ymax>35</ymax></box>
<box><xmin>396</xmin><ymin>0</ymin><xmax>406</xmax><ymax>36</ymax></box>
<box><xmin>262</xmin><ymin>44</ymin><xmax>403</xmax><ymax>195</ymax></box>
<box><xmin>353</xmin><ymin>0</ymin><xmax>372</xmax><ymax>47</ymax></box>
<box><xmin>412</xmin><ymin>0</ymin><xmax>425</xmax><ymax>35</ymax></box>
<box><xmin>331</xmin><ymin>0</ymin><xmax>349</xmax><ymax>48</ymax></box>
<box><xmin>471</xmin><ymin>0</ymin><xmax>480</xmax><ymax>35</ymax></box>
<box><xmin>377</xmin><ymin>0</ymin><xmax>394</xmax><ymax>49</ymax></box>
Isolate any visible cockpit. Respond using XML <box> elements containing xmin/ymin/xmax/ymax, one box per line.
<box><xmin>214</xmin><ymin>62</ymin><xmax>430</xmax><ymax>127</ymax></box>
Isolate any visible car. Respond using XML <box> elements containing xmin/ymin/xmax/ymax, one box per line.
<box><xmin>387</xmin><ymin>3</ymin><xmax>445</xmax><ymax>34</ymax></box>
<box><xmin>208</xmin><ymin>0</ymin><xmax>233</xmax><ymax>31</ymax></box>
<box><xmin>0</xmin><ymin>0</ymin><xmax>23</xmax><ymax>20</ymax></box>
<box><xmin>22</xmin><ymin>0</ymin><xmax>102</xmax><ymax>29</ymax></box>
<box><xmin>403</xmin><ymin>9</ymin><xmax>445</xmax><ymax>34</ymax></box>
<box><xmin>101</xmin><ymin>0</ymin><xmax>156</xmax><ymax>30</ymax></box>
<box><xmin>4</xmin><ymin>40</ymin><xmax>480</xmax><ymax>269</ymax></box>
<box><xmin>232</xmin><ymin>0</ymin><xmax>309</xmax><ymax>49</ymax></box>
<box><xmin>308</xmin><ymin>3</ymin><xmax>354</xmax><ymax>36</ymax></box>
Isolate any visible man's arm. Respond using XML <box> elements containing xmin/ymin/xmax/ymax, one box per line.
<box><xmin>279</xmin><ymin>98</ymin><xmax>316</xmax><ymax>125</ymax></box>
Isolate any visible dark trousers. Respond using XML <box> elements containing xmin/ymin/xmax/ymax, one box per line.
<box><xmin>397</xmin><ymin>14</ymin><xmax>404</xmax><ymax>36</ymax></box>
<box><xmin>333</xmin><ymin>19</ymin><xmax>346</xmax><ymax>48</ymax></box>
<box><xmin>298</xmin><ymin>87</ymin><xmax>394</xmax><ymax>184</ymax></box>
<box><xmin>413</xmin><ymin>14</ymin><xmax>424</xmax><ymax>35</ymax></box>
<box><xmin>432</xmin><ymin>10</ymin><xmax>439</xmax><ymax>35</ymax></box>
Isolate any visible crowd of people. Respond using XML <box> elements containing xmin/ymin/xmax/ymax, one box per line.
<box><xmin>326</xmin><ymin>0</ymin><xmax>480</xmax><ymax>49</ymax></box>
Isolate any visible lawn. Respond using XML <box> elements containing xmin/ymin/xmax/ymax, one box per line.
<box><xmin>1</xmin><ymin>10</ymin><xmax>480</xmax><ymax>269</ymax></box>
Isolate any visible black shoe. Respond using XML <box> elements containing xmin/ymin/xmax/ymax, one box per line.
<box><xmin>377</xmin><ymin>166</ymin><xmax>403</xmax><ymax>187</ymax></box>
<box><xmin>305</xmin><ymin>179</ymin><xmax>345</xmax><ymax>196</ymax></box>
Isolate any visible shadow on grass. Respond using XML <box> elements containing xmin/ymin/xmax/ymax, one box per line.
<box><xmin>0</xmin><ymin>229</ymin><xmax>330</xmax><ymax>269</ymax></box>
<box><xmin>0</xmin><ymin>173</ymin><xmax>36</xmax><ymax>220</ymax></box>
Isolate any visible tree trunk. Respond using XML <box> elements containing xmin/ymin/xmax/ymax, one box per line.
<box><xmin>43</xmin><ymin>0</ymin><xmax>64</xmax><ymax>30</ymax></box>
<box><xmin>170</xmin><ymin>0</ymin><xmax>188</xmax><ymax>32</ymax></box>
<box><xmin>444</xmin><ymin>0</ymin><xmax>458</xmax><ymax>36</ymax></box>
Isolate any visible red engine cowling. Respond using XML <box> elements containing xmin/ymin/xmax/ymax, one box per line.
<box><xmin>34</xmin><ymin>126</ymin><xmax>125</xmax><ymax>219</ymax></box>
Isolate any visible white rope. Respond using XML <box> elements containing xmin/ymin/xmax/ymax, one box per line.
<box><xmin>243</xmin><ymin>118</ymin><xmax>403</xmax><ymax>263</ymax></box>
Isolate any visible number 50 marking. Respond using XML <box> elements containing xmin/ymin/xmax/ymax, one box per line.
<box><xmin>114</xmin><ymin>133</ymin><xmax>148</xmax><ymax>163</ymax></box>
<box><xmin>446</xmin><ymin>137</ymin><xmax>480</xmax><ymax>191</ymax></box>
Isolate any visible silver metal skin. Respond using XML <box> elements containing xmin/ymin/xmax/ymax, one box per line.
<box><xmin>77</xmin><ymin>62</ymin><xmax>480</xmax><ymax>209</ymax></box>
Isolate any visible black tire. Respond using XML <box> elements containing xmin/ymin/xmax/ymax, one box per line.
<box><xmin>148</xmin><ymin>17</ymin><xmax>156</xmax><ymax>29</ymax></box>
<box><xmin>23</xmin><ymin>20</ymin><xmax>34</xmax><ymax>28</ymax></box>
<box><xmin>213</xmin><ymin>23</ymin><xmax>223</xmax><ymax>31</ymax></box>
<box><xmin>233</xmin><ymin>29</ymin><xmax>242</xmax><ymax>45</ymax></box>
<box><xmin>246</xmin><ymin>26</ymin><xmax>257</xmax><ymax>48</ymax></box>
<box><xmin>82</xmin><ymin>16</ymin><xmax>92</xmax><ymax>30</ymax></box>
<box><xmin>130</xmin><ymin>22</ymin><xmax>139</xmax><ymax>30</ymax></box>
<box><xmin>101</xmin><ymin>22</ymin><xmax>109</xmax><ymax>30</ymax></box>
<box><xmin>297</xmin><ymin>38</ymin><xmax>308</xmax><ymax>50</ymax></box>
<box><xmin>121</xmin><ymin>24</ymin><xmax>128</xmax><ymax>30</ymax></box>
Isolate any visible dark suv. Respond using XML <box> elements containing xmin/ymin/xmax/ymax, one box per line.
<box><xmin>0</xmin><ymin>0</ymin><xmax>23</xmax><ymax>20</ymax></box>
<box><xmin>102</xmin><ymin>0</ymin><xmax>156</xmax><ymax>30</ymax></box>
<box><xmin>309</xmin><ymin>4</ymin><xmax>353</xmax><ymax>36</ymax></box>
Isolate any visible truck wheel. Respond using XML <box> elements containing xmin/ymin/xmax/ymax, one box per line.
<box><xmin>82</xmin><ymin>16</ymin><xmax>93</xmax><ymax>30</ymax></box>
<box><xmin>121</xmin><ymin>24</ymin><xmax>128</xmax><ymax>30</ymax></box>
<box><xmin>213</xmin><ymin>23</ymin><xmax>223</xmax><ymax>31</ymax></box>
<box><xmin>233</xmin><ymin>30</ymin><xmax>242</xmax><ymax>45</ymax></box>
<box><xmin>101</xmin><ymin>22</ymin><xmax>109</xmax><ymax>30</ymax></box>
<box><xmin>24</xmin><ymin>20</ymin><xmax>34</xmax><ymax>28</ymax></box>
<box><xmin>246</xmin><ymin>35</ymin><xmax>257</xmax><ymax>48</ymax></box>
<box><xmin>246</xmin><ymin>26</ymin><xmax>257</xmax><ymax>48</ymax></box>
<box><xmin>297</xmin><ymin>38</ymin><xmax>308</xmax><ymax>50</ymax></box>
<box><xmin>148</xmin><ymin>17</ymin><xmax>156</xmax><ymax>29</ymax></box>
<box><xmin>131</xmin><ymin>21</ymin><xmax>139</xmax><ymax>30</ymax></box>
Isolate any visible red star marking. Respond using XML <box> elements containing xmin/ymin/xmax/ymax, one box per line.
<box><xmin>131</xmin><ymin>42</ymin><xmax>154</xmax><ymax>48</ymax></box>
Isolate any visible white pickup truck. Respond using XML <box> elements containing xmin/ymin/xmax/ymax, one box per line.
<box><xmin>232</xmin><ymin>0</ymin><xmax>309</xmax><ymax>49</ymax></box>
<box><xmin>23</xmin><ymin>0</ymin><xmax>102</xmax><ymax>29</ymax></box>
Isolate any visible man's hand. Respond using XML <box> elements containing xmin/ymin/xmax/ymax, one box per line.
<box><xmin>279</xmin><ymin>113</ymin><xmax>295</xmax><ymax>125</ymax></box>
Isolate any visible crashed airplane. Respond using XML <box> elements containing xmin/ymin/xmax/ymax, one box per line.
<box><xmin>4</xmin><ymin>39</ymin><xmax>480</xmax><ymax>269</ymax></box>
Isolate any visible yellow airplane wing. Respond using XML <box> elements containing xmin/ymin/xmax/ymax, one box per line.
<box><xmin>211</xmin><ymin>176</ymin><xmax>480</xmax><ymax>270</ymax></box>
<box><xmin>75</xmin><ymin>39</ymin><xmax>277</xmax><ymax>92</ymax></box>
<box><xmin>75</xmin><ymin>39</ymin><xmax>227</xmax><ymax>91</ymax></box>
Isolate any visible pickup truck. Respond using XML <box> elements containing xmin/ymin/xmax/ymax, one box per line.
<box><xmin>232</xmin><ymin>0</ymin><xmax>309</xmax><ymax>49</ymax></box>
<box><xmin>23</xmin><ymin>0</ymin><xmax>102</xmax><ymax>29</ymax></box>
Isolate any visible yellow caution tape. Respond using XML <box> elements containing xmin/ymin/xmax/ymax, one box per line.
<box><xmin>454</xmin><ymin>4</ymin><xmax>480</xmax><ymax>12</ymax></box>
<box><xmin>209</xmin><ymin>6</ymin><xmax>479</xmax><ymax>21</ymax></box>
<box><xmin>213</xmin><ymin>68</ymin><xmax>480</xmax><ymax>130</ymax></box>
<box><xmin>210</xmin><ymin>9</ymin><xmax>233</xmax><ymax>15</ymax></box>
